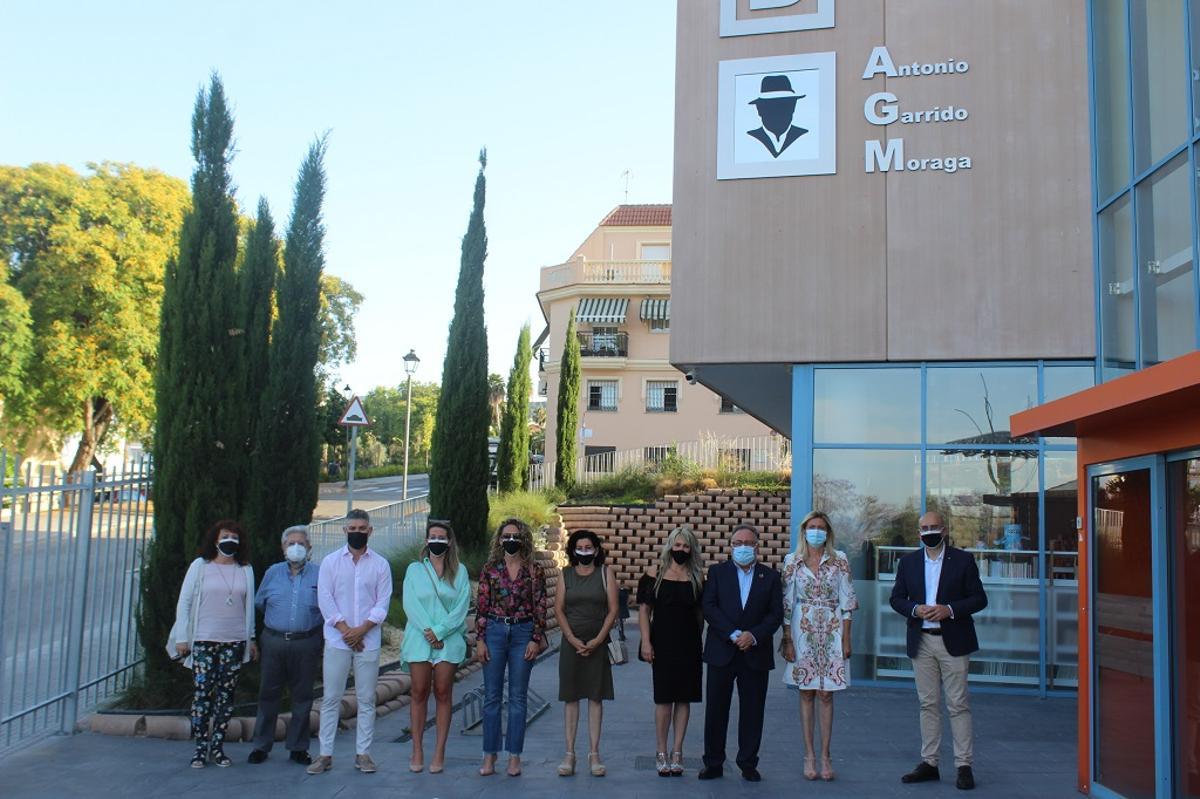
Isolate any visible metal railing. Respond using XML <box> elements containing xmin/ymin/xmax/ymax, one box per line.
<box><xmin>0</xmin><ymin>452</ymin><xmax>153</xmax><ymax>754</ymax></box>
<box><xmin>540</xmin><ymin>259</ymin><xmax>672</xmax><ymax>290</ymax></box>
<box><xmin>307</xmin><ymin>494</ymin><xmax>430</xmax><ymax>560</ymax></box>
<box><xmin>578</xmin><ymin>331</ymin><xmax>629</xmax><ymax>358</ymax></box>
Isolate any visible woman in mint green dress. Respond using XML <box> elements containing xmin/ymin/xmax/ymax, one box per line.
<box><xmin>400</xmin><ymin>519</ymin><xmax>471</xmax><ymax>774</ymax></box>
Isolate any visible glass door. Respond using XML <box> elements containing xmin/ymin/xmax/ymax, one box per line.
<box><xmin>1170</xmin><ymin>454</ymin><xmax>1200</xmax><ymax>798</ymax></box>
<box><xmin>1092</xmin><ymin>464</ymin><xmax>1157</xmax><ymax>799</ymax></box>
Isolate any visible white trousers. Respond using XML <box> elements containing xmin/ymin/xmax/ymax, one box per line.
<box><xmin>318</xmin><ymin>646</ymin><xmax>380</xmax><ymax>757</ymax></box>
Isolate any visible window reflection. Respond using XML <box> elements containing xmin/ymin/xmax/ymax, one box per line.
<box><xmin>1043</xmin><ymin>365</ymin><xmax>1095</xmax><ymax>444</ymax></box>
<box><xmin>814</xmin><ymin>368</ymin><xmax>919</xmax><ymax>444</ymax></box>
<box><xmin>1092</xmin><ymin>0</ymin><xmax>1132</xmax><ymax>199</ymax></box>
<box><xmin>1099</xmin><ymin>196</ymin><xmax>1136</xmax><ymax>379</ymax></box>
<box><xmin>926</xmin><ymin>366</ymin><xmax>1038</xmax><ymax>445</ymax></box>
<box><xmin>1130</xmin><ymin>0</ymin><xmax>1188</xmax><ymax>172</ymax></box>
<box><xmin>1137</xmin><ymin>154</ymin><xmax>1195</xmax><ymax>366</ymax></box>
<box><xmin>1044</xmin><ymin>452</ymin><xmax>1079</xmax><ymax>688</ymax></box>
<box><xmin>1171</xmin><ymin>457</ymin><xmax>1200</xmax><ymax>798</ymax></box>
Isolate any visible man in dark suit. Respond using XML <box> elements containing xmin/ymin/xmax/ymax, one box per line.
<box><xmin>699</xmin><ymin>522</ymin><xmax>783</xmax><ymax>782</ymax></box>
<box><xmin>889</xmin><ymin>512</ymin><xmax>988</xmax><ymax>791</ymax></box>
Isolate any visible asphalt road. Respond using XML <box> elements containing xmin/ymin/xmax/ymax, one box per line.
<box><xmin>317</xmin><ymin>473</ymin><xmax>429</xmax><ymax>506</ymax></box>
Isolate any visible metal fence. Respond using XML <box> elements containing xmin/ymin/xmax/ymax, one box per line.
<box><xmin>306</xmin><ymin>494</ymin><xmax>430</xmax><ymax>560</ymax></box>
<box><xmin>0</xmin><ymin>452</ymin><xmax>153</xmax><ymax>754</ymax></box>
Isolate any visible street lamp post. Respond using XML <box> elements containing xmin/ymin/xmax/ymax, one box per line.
<box><xmin>402</xmin><ymin>349</ymin><xmax>420</xmax><ymax>500</ymax></box>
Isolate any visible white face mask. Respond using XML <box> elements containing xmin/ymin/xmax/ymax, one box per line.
<box><xmin>285</xmin><ymin>543</ymin><xmax>308</xmax><ymax>564</ymax></box>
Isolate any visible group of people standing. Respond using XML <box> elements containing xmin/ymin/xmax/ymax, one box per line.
<box><xmin>170</xmin><ymin>507</ymin><xmax>987</xmax><ymax>789</ymax></box>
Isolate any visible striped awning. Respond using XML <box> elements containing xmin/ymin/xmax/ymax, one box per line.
<box><xmin>639</xmin><ymin>298</ymin><xmax>670</xmax><ymax>322</ymax></box>
<box><xmin>576</xmin><ymin>297</ymin><xmax>629</xmax><ymax>325</ymax></box>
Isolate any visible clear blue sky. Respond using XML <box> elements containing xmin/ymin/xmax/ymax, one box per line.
<box><xmin>0</xmin><ymin>2</ymin><xmax>677</xmax><ymax>394</ymax></box>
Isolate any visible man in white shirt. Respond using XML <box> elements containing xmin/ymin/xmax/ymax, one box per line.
<box><xmin>889</xmin><ymin>512</ymin><xmax>989</xmax><ymax>791</ymax></box>
<box><xmin>307</xmin><ymin>509</ymin><xmax>393</xmax><ymax>776</ymax></box>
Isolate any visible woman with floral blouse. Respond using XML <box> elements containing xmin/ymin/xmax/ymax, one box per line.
<box><xmin>780</xmin><ymin>511</ymin><xmax>858</xmax><ymax>782</ymax></box>
<box><xmin>474</xmin><ymin>518</ymin><xmax>548</xmax><ymax>777</ymax></box>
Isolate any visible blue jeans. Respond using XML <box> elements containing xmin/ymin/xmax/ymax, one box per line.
<box><xmin>482</xmin><ymin>620</ymin><xmax>535</xmax><ymax>755</ymax></box>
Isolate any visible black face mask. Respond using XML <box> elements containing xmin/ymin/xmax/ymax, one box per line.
<box><xmin>347</xmin><ymin>531</ymin><xmax>369</xmax><ymax>551</ymax></box>
<box><xmin>575</xmin><ymin>551</ymin><xmax>596</xmax><ymax>566</ymax></box>
<box><xmin>921</xmin><ymin>532</ymin><xmax>945</xmax><ymax>549</ymax></box>
<box><xmin>671</xmin><ymin>549</ymin><xmax>690</xmax><ymax>565</ymax></box>
<box><xmin>217</xmin><ymin>540</ymin><xmax>239</xmax><ymax>557</ymax></box>
<box><xmin>502</xmin><ymin>539</ymin><xmax>522</xmax><ymax>555</ymax></box>
<box><xmin>427</xmin><ymin>541</ymin><xmax>449</xmax><ymax>557</ymax></box>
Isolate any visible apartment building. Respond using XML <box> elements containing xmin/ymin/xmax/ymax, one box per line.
<box><xmin>536</xmin><ymin>204</ymin><xmax>770</xmax><ymax>477</ymax></box>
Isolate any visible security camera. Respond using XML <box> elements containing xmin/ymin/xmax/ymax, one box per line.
<box><xmin>684</xmin><ymin>370</ymin><xmax>697</xmax><ymax>385</ymax></box>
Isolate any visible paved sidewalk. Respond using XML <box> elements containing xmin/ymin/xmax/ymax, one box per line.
<box><xmin>7</xmin><ymin>626</ymin><xmax>1077</xmax><ymax>798</ymax></box>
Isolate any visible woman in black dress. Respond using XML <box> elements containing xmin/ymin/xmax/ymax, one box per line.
<box><xmin>637</xmin><ymin>525</ymin><xmax>705</xmax><ymax>777</ymax></box>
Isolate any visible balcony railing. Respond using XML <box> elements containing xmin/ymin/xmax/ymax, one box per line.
<box><xmin>540</xmin><ymin>259</ymin><xmax>671</xmax><ymax>290</ymax></box>
<box><xmin>578</xmin><ymin>331</ymin><xmax>628</xmax><ymax>357</ymax></box>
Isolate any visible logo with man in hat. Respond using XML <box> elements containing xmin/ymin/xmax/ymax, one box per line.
<box><xmin>746</xmin><ymin>74</ymin><xmax>808</xmax><ymax>158</ymax></box>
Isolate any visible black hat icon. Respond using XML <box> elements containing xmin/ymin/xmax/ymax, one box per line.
<box><xmin>748</xmin><ymin>74</ymin><xmax>805</xmax><ymax>105</ymax></box>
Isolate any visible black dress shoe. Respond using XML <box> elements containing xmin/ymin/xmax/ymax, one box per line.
<box><xmin>956</xmin><ymin>766</ymin><xmax>975</xmax><ymax>790</ymax></box>
<box><xmin>901</xmin><ymin>761</ymin><xmax>941</xmax><ymax>783</ymax></box>
<box><xmin>740</xmin><ymin>767</ymin><xmax>762</xmax><ymax>782</ymax></box>
<box><xmin>697</xmin><ymin>766</ymin><xmax>724</xmax><ymax>780</ymax></box>
<box><xmin>289</xmin><ymin>751</ymin><xmax>313</xmax><ymax>765</ymax></box>
<box><xmin>247</xmin><ymin>749</ymin><xmax>268</xmax><ymax>764</ymax></box>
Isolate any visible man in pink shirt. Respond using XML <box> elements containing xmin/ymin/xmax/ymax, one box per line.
<box><xmin>307</xmin><ymin>509</ymin><xmax>393</xmax><ymax>775</ymax></box>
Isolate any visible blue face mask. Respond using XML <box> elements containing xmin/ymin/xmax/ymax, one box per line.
<box><xmin>805</xmin><ymin>528</ymin><xmax>828</xmax><ymax>547</ymax></box>
<box><xmin>732</xmin><ymin>545</ymin><xmax>756</xmax><ymax>566</ymax></box>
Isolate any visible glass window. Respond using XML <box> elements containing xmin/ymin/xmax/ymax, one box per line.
<box><xmin>1099</xmin><ymin>194</ymin><xmax>1136</xmax><ymax>379</ymax></box>
<box><xmin>646</xmin><ymin>380</ymin><xmax>678</xmax><ymax>413</ymax></box>
<box><xmin>1130</xmin><ymin>0</ymin><xmax>1189</xmax><ymax>172</ymax></box>
<box><xmin>1137</xmin><ymin>154</ymin><xmax>1196</xmax><ymax>366</ymax></box>
<box><xmin>1092</xmin><ymin>0</ymin><xmax>1132</xmax><ymax>199</ymax></box>
<box><xmin>812</xmin><ymin>448</ymin><xmax>921</xmax><ymax>684</ymax></box>
<box><xmin>1193</xmin><ymin>0</ymin><xmax>1200</xmax><ymax>135</ymax></box>
<box><xmin>1171</xmin><ymin>456</ymin><xmax>1200</xmax><ymax>798</ymax></box>
<box><xmin>926</xmin><ymin>366</ymin><xmax>1038</xmax><ymax>445</ymax></box>
<box><xmin>1044</xmin><ymin>365</ymin><xmax>1096</xmax><ymax>445</ymax></box>
<box><xmin>648</xmin><ymin>317</ymin><xmax>670</xmax><ymax>332</ymax></box>
<box><xmin>926</xmin><ymin>450</ymin><xmax>1041</xmax><ymax>686</ymax></box>
<box><xmin>639</xmin><ymin>243</ymin><xmax>671</xmax><ymax>260</ymax></box>
<box><xmin>814</xmin><ymin>368</ymin><xmax>920</xmax><ymax>444</ymax></box>
<box><xmin>1092</xmin><ymin>468</ymin><xmax>1156</xmax><ymax>799</ymax></box>
<box><xmin>1044</xmin><ymin>452</ymin><xmax>1080</xmax><ymax>689</ymax></box>
<box><xmin>586</xmin><ymin>379</ymin><xmax>618</xmax><ymax>411</ymax></box>
<box><xmin>719</xmin><ymin>398</ymin><xmax>743</xmax><ymax>414</ymax></box>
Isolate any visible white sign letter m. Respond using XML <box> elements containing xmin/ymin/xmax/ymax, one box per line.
<box><xmin>865</xmin><ymin>138</ymin><xmax>904</xmax><ymax>173</ymax></box>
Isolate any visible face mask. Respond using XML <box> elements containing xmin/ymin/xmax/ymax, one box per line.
<box><xmin>671</xmin><ymin>549</ymin><xmax>690</xmax><ymax>565</ymax></box>
<box><xmin>427</xmin><ymin>540</ymin><xmax>449</xmax><ymax>557</ymax></box>
<box><xmin>805</xmin><ymin>528</ymin><xmax>828</xmax><ymax>547</ymax></box>
<box><xmin>346</xmin><ymin>531</ymin><xmax>369</xmax><ymax>550</ymax></box>
<box><xmin>921</xmin><ymin>530</ymin><xmax>945</xmax><ymax>549</ymax></box>
<box><xmin>285</xmin><ymin>543</ymin><xmax>308</xmax><ymax>564</ymax></box>
<box><xmin>575</xmin><ymin>550</ymin><xmax>596</xmax><ymax>566</ymax></box>
<box><xmin>732</xmin><ymin>545</ymin><xmax>756</xmax><ymax>566</ymax></box>
<box><xmin>217</xmin><ymin>538</ymin><xmax>239</xmax><ymax>557</ymax></box>
<box><xmin>502</xmin><ymin>539</ymin><xmax>522</xmax><ymax>555</ymax></box>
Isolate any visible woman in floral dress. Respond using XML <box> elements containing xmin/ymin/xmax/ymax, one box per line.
<box><xmin>780</xmin><ymin>511</ymin><xmax>858</xmax><ymax>782</ymax></box>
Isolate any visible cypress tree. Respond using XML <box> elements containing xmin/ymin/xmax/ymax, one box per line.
<box><xmin>237</xmin><ymin>198</ymin><xmax>279</xmax><ymax>574</ymax></box>
<box><xmin>247</xmin><ymin>138</ymin><xmax>328</xmax><ymax>562</ymax></box>
<box><xmin>496</xmin><ymin>324</ymin><xmax>531</xmax><ymax>493</ymax></box>
<box><xmin>140</xmin><ymin>75</ymin><xmax>242</xmax><ymax>690</ymax></box>
<box><xmin>555</xmin><ymin>309</ymin><xmax>581</xmax><ymax>491</ymax></box>
<box><xmin>429</xmin><ymin>152</ymin><xmax>490</xmax><ymax>551</ymax></box>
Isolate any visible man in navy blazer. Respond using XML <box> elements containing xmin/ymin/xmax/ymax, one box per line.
<box><xmin>889</xmin><ymin>511</ymin><xmax>988</xmax><ymax>791</ymax></box>
<box><xmin>698</xmin><ymin>523</ymin><xmax>783</xmax><ymax>782</ymax></box>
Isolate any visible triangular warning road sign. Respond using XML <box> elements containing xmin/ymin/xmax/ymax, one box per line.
<box><xmin>338</xmin><ymin>395</ymin><xmax>370</xmax><ymax>427</ymax></box>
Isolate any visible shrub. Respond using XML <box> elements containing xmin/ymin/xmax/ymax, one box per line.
<box><xmin>488</xmin><ymin>490</ymin><xmax>559</xmax><ymax>547</ymax></box>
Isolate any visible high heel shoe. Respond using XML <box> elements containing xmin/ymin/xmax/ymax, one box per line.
<box><xmin>655</xmin><ymin>752</ymin><xmax>670</xmax><ymax>777</ymax></box>
<box><xmin>557</xmin><ymin>752</ymin><xmax>576</xmax><ymax>776</ymax></box>
<box><xmin>589</xmin><ymin>752</ymin><xmax>606</xmax><ymax>777</ymax></box>
<box><xmin>669</xmin><ymin>751</ymin><xmax>684</xmax><ymax>776</ymax></box>
<box><xmin>820</xmin><ymin>756</ymin><xmax>835</xmax><ymax>781</ymax></box>
<box><xmin>803</xmin><ymin>755</ymin><xmax>817</xmax><ymax>780</ymax></box>
<box><xmin>479</xmin><ymin>754</ymin><xmax>496</xmax><ymax>776</ymax></box>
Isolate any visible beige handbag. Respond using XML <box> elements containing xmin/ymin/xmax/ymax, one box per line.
<box><xmin>599</xmin><ymin>566</ymin><xmax>628</xmax><ymax>665</ymax></box>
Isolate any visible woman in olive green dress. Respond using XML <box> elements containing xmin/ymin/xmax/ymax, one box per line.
<box><xmin>554</xmin><ymin>529</ymin><xmax>618</xmax><ymax>777</ymax></box>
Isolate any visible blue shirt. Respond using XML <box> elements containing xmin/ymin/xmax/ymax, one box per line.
<box><xmin>256</xmin><ymin>561</ymin><xmax>323</xmax><ymax>633</ymax></box>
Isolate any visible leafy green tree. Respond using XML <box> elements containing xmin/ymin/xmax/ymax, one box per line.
<box><xmin>429</xmin><ymin>152</ymin><xmax>490</xmax><ymax>551</ymax></box>
<box><xmin>0</xmin><ymin>163</ymin><xmax>188</xmax><ymax>467</ymax></box>
<box><xmin>496</xmin><ymin>324</ymin><xmax>531</xmax><ymax>493</ymax></box>
<box><xmin>247</xmin><ymin>138</ymin><xmax>328</xmax><ymax>573</ymax></box>
<box><xmin>141</xmin><ymin>75</ymin><xmax>243</xmax><ymax>689</ymax></box>
<box><xmin>555</xmin><ymin>309</ymin><xmax>581</xmax><ymax>490</ymax></box>
<box><xmin>487</xmin><ymin>372</ymin><xmax>505</xmax><ymax>434</ymax></box>
<box><xmin>318</xmin><ymin>274</ymin><xmax>363</xmax><ymax>383</ymax></box>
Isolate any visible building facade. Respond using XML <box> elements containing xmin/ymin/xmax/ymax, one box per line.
<box><xmin>537</xmin><ymin>204</ymin><xmax>770</xmax><ymax>479</ymax></box>
<box><xmin>671</xmin><ymin>2</ymin><xmax>1200</xmax><ymax>797</ymax></box>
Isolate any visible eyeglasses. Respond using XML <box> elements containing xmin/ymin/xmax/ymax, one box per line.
<box><xmin>919</xmin><ymin>525</ymin><xmax>944</xmax><ymax>533</ymax></box>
